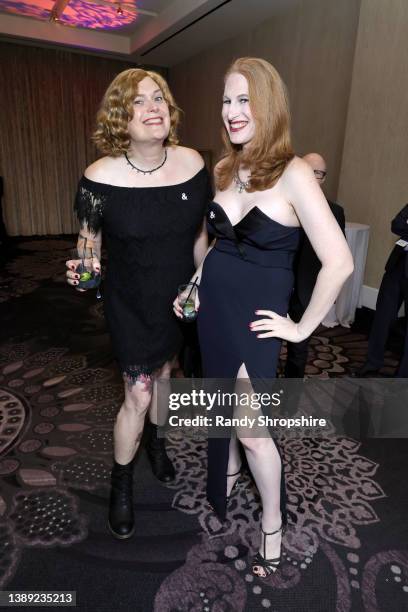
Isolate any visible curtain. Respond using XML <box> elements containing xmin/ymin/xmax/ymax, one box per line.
<box><xmin>0</xmin><ymin>42</ymin><xmax>165</xmax><ymax>236</ymax></box>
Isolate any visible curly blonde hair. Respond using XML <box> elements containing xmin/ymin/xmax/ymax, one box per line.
<box><xmin>216</xmin><ymin>57</ymin><xmax>294</xmax><ymax>192</ymax></box>
<box><xmin>92</xmin><ymin>68</ymin><xmax>181</xmax><ymax>156</ymax></box>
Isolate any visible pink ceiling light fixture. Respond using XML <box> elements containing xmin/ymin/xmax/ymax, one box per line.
<box><xmin>49</xmin><ymin>0</ymin><xmax>70</xmax><ymax>22</ymax></box>
<box><xmin>45</xmin><ymin>0</ymin><xmax>158</xmax><ymax>30</ymax></box>
<box><xmin>0</xmin><ymin>1</ymin><xmax>159</xmax><ymax>30</ymax></box>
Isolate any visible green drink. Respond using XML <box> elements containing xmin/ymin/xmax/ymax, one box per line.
<box><xmin>178</xmin><ymin>282</ymin><xmax>198</xmax><ymax>323</ymax></box>
<box><xmin>76</xmin><ymin>263</ymin><xmax>101</xmax><ymax>289</ymax></box>
<box><xmin>70</xmin><ymin>241</ymin><xmax>101</xmax><ymax>291</ymax></box>
<box><xmin>183</xmin><ymin>298</ymin><xmax>196</xmax><ymax>321</ymax></box>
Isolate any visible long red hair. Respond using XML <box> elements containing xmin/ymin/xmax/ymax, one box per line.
<box><xmin>216</xmin><ymin>57</ymin><xmax>294</xmax><ymax>192</ymax></box>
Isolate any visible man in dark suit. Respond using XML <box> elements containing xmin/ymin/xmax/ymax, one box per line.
<box><xmin>356</xmin><ymin>204</ymin><xmax>408</xmax><ymax>377</ymax></box>
<box><xmin>285</xmin><ymin>153</ymin><xmax>346</xmax><ymax>378</ymax></box>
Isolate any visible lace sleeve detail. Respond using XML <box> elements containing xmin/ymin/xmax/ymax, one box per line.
<box><xmin>74</xmin><ymin>184</ymin><xmax>106</xmax><ymax>234</ymax></box>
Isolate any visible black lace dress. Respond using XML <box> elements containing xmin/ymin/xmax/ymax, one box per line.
<box><xmin>74</xmin><ymin>167</ymin><xmax>210</xmax><ymax>382</ymax></box>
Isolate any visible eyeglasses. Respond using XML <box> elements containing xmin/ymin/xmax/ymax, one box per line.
<box><xmin>313</xmin><ymin>169</ymin><xmax>327</xmax><ymax>179</ymax></box>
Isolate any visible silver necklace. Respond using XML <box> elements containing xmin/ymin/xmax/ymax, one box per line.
<box><xmin>234</xmin><ymin>170</ymin><xmax>250</xmax><ymax>193</ymax></box>
<box><xmin>125</xmin><ymin>148</ymin><xmax>167</xmax><ymax>175</ymax></box>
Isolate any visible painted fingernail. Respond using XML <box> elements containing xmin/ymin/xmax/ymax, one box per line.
<box><xmin>74</xmin><ymin>275</ymin><xmax>80</xmax><ymax>279</ymax></box>
<box><xmin>73</xmin><ymin>281</ymin><xmax>78</xmax><ymax>285</ymax></box>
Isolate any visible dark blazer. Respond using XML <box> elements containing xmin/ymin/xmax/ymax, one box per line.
<box><xmin>385</xmin><ymin>204</ymin><xmax>408</xmax><ymax>276</ymax></box>
<box><xmin>293</xmin><ymin>200</ymin><xmax>346</xmax><ymax>308</ymax></box>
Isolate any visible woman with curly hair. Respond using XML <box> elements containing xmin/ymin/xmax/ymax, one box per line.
<box><xmin>66</xmin><ymin>69</ymin><xmax>210</xmax><ymax>539</ymax></box>
<box><xmin>175</xmin><ymin>57</ymin><xmax>353</xmax><ymax>577</ymax></box>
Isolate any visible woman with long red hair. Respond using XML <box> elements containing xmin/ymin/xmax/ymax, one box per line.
<box><xmin>175</xmin><ymin>57</ymin><xmax>353</xmax><ymax>577</ymax></box>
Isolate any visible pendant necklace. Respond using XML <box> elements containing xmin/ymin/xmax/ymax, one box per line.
<box><xmin>125</xmin><ymin>148</ymin><xmax>167</xmax><ymax>175</ymax></box>
<box><xmin>234</xmin><ymin>169</ymin><xmax>250</xmax><ymax>193</ymax></box>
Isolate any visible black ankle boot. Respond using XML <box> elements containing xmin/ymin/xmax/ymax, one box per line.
<box><xmin>146</xmin><ymin>423</ymin><xmax>175</xmax><ymax>483</ymax></box>
<box><xmin>108</xmin><ymin>459</ymin><xmax>135</xmax><ymax>539</ymax></box>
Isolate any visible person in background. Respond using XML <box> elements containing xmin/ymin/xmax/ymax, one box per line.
<box><xmin>355</xmin><ymin>204</ymin><xmax>408</xmax><ymax>377</ymax></box>
<box><xmin>285</xmin><ymin>153</ymin><xmax>346</xmax><ymax>378</ymax></box>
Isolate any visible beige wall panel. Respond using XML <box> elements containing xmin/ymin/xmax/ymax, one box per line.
<box><xmin>171</xmin><ymin>33</ymin><xmax>252</xmax><ymax>166</ymax></box>
<box><xmin>0</xmin><ymin>42</ymin><xmax>162</xmax><ymax>236</ymax></box>
<box><xmin>339</xmin><ymin>0</ymin><xmax>408</xmax><ymax>287</ymax></box>
<box><xmin>170</xmin><ymin>0</ymin><xmax>361</xmax><ymax>200</ymax></box>
<box><xmin>338</xmin><ymin>0</ymin><xmax>408</xmax><ymax>288</ymax></box>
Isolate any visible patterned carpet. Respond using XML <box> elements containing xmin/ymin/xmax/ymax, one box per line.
<box><xmin>0</xmin><ymin>237</ymin><xmax>407</xmax><ymax>612</ymax></box>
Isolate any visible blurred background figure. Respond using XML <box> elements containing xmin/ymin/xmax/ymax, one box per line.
<box><xmin>0</xmin><ymin>177</ymin><xmax>9</xmax><ymax>249</ymax></box>
<box><xmin>355</xmin><ymin>204</ymin><xmax>408</xmax><ymax>377</ymax></box>
<box><xmin>285</xmin><ymin>153</ymin><xmax>346</xmax><ymax>378</ymax></box>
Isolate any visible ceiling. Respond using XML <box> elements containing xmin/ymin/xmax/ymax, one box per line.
<box><xmin>0</xmin><ymin>0</ymin><xmax>289</xmax><ymax>67</ymax></box>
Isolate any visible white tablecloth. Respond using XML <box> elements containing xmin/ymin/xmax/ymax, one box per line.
<box><xmin>322</xmin><ymin>222</ymin><xmax>370</xmax><ymax>328</ymax></box>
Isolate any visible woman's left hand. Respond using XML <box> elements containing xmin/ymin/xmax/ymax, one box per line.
<box><xmin>249</xmin><ymin>310</ymin><xmax>306</xmax><ymax>343</ymax></box>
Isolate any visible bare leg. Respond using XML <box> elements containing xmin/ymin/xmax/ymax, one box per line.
<box><xmin>226</xmin><ymin>436</ymin><xmax>241</xmax><ymax>496</ymax></box>
<box><xmin>108</xmin><ymin>373</ymin><xmax>153</xmax><ymax>539</ymax></box>
<box><xmin>147</xmin><ymin>359</ymin><xmax>176</xmax><ymax>483</ymax></box>
<box><xmin>235</xmin><ymin>363</ymin><xmax>283</xmax><ymax>574</ymax></box>
<box><xmin>149</xmin><ymin>359</ymin><xmax>173</xmax><ymax>426</ymax></box>
<box><xmin>113</xmin><ymin>376</ymin><xmax>153</xmax><ymax>464</ymax></box>
<box><xmin>108</xmin><ymin>360</ymin><xmax>175</xmax><ymax>539</ymax></box>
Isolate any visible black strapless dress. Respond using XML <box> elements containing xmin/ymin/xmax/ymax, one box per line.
<box><xmin>197</xmin><ymin>200</ymin><xmax>301</xmax><ymax>520</ymax></box>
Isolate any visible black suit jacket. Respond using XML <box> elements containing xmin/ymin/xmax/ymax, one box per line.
<box><xmin>385</xmin><ymin>204</ymin><xmax>408</xmax><ymax>276</ymax></box>
<box><xmin>292</xmin><ymin>200</ymin><xmax>346</xmax><ymax>309</ymax></box>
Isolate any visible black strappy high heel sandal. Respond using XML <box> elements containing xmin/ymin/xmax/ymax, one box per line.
<box><xmin>207</xmin><ymin>467</ymin><xmax>243</xmax><ymax>515</ymax></box>
<box><xmin>226</xmin><ymin>468</ymin><xmax>242</xmax><ymax>503</ymax></box>
<box><xmin>252</xmin><ymin>522</ymin><xmax>284</xmax><ymax>577</ymax></box>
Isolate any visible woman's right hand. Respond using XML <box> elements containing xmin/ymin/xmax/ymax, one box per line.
<box><xmin>172</xmin><ymin>295</ymin><xmax>184</xmax><ymax>319</ymax></box>
<box><xmin>172</xmin><ymin>291</ymin><xmax>200</xmax><ymax>319</ymax></box>
<box><xmin>65</xmin><ymin>257</ymin><xmax>101</xmax><ymax>291</ymax></box>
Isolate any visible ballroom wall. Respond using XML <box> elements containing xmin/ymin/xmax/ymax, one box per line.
<box><xmin>169</xmin><ymin>0</ymin><xmax>362</xmax><ymax>204</ymax></box>
<box><xmin>2</xmin><ymin>0</ymin><xmax>407</xmax><ymax>292</ymax></box>
<box><xmin>169</xmin><ymin>0</ymin><xmax>408</xmax><ymax>291</ymax></box>
<box><xmin>337</xmin><ymin>0</ymin><xmax>408</xmax><ymax>288</ymax></box>
<box><xmin>0</xmin><ymin>42</ymin><xmax>163</xmax><ymax>236</ymax></box>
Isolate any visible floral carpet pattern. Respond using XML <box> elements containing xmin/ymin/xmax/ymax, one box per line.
<box><xmin>0</xmin><ymin>238</ymin><xmax>407</xmax><ymax>612</ymax></box>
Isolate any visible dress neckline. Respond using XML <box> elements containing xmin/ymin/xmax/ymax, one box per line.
<box><xmin>81</xmin><ymin>165</ymin><xmax>206</xmax><ymax>190</ymax></box>
<box><xmin>211</xmin><ymin>200</ymin><xmax>300</xmax><ymax>230</ymax></box>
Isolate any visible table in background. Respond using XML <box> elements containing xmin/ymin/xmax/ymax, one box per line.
<box><xmin>322</xmin><ymin>222</ymin><xmax>370</xmax><ymax>328</ymax></box>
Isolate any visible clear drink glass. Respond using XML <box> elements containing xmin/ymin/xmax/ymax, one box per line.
<box><xmin>178</xmin><ymin>282</ymin><xmax>198</xmax><ymax>322</ymax></box>
<box><xmin>71</xmin><ymin>240</ymin><xmax>101</xmax><ymax>291</ymax></box>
